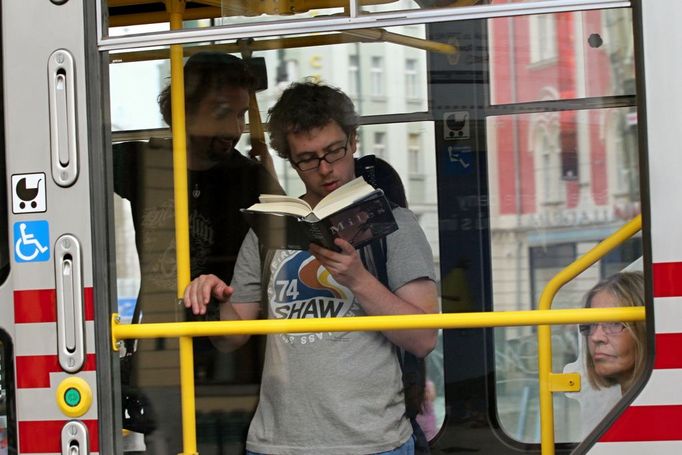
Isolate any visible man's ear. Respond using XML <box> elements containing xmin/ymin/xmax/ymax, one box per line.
<box><xmin>350</xmin><ymin>131</ymin><xmax>359</xmax><ymax>155</ymax></box>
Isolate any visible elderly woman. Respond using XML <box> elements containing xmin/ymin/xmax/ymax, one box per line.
<box><xmin>581</xmin><ymin>271</ymin><xmax>647</xmax><ymax>394</ymax></box>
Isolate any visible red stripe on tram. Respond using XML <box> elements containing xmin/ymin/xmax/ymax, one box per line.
<box><xmin>654</xmin><ymin>333</ymin><xmax>682</xmax><ymax>369</ymax></box>
<box><xmin>600</xmin><ymin>404</ymin><xmax>682</xmax><ymax>442</ymax></box>
<box><xmin>15</xmin><ymin>354</ymin><xmax>97</xmax><ymax>388</ymax></box>
<box><xmin>14</xmin><ymin>287</ymin><xmax>96</xmax><ymax>323</ymax></box>
<box><xmin>653</xmin><ymin>262</ymin><xmax>682</xmax><ymax>297</ymax></box>
<box><xmin>14</xmin><ymin>289</ymin><xmax>57</xmax><ymax>323</ymax></box>
<box><xmin>19</xmin><ymin>420</ymin><xmax>99</xmax><ymax>452</ymax></box>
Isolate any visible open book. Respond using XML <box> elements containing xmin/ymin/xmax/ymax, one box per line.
<box><xmin>241</xmin><ymin>177</ymin><xmax>398</xmax><ymax>251</ymax></box>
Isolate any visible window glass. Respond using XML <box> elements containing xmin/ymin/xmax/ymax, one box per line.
<box><xmin>488</xmin><ymin>108</ymin><xmax>642</xmax><ymax>443</ymax></box>
<box><xmin>110</xmin><ymin>36</ymin><xmax>443</xmax><ymax>450</ymax></box>
<box><xmin>489</xmin><ymin>9</ymin><xmax>635</xmax><ymax>104</ymax></box>
<box><xmin>110</xmin><ymin>26</ymin><xmax>432</xmax><ymax>131</ymax></box>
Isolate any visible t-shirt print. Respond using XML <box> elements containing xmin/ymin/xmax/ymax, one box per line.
<box><xmin>267</xmin><ymin>250</ymin><xmax>362</xmax><ymax>346</ymax></box>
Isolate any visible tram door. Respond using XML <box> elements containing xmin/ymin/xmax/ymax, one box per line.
<box><xmin>0</xmin><ymin>1</ymin><xmax>658</xmax><ymax>454</ymax></box>
<box><xmin>108</xmin><ymin>1</ymin><xmax>646</xmax><ymax>454</ymax></box>
<box><xmin>105</xmin><ymin>2</ymin><xmax>647</xmax><ymax>455</ymax></box>
<box><xmin>1</xmin><ymin>1</ymin><xmax>119</xmax><ymax>454</ymax></box>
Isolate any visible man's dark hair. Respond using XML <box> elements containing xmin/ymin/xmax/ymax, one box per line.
<box><xmin>158</xmin><ymin>51</ymin><xmax>256</xmax><ymax>126</ymax></box>
<box><xmin>267</xmin><ymin>82</ymin><xmax>358</xmax><ymax>160</ymax></box>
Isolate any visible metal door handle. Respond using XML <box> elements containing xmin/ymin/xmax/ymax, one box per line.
<box><xmin>55</xmin><ymin>234</ymin><xmax>85</xmax><ymax>372</ymax></box>
<box><xmin>48</xmin><ymin>49</ymin><xmax>78</xmax><ymax>187</ymax></box>
<box><xmin>61</xmin><ymin>421</ymin><xmax>89</xmax><ymax>455</ymax></box>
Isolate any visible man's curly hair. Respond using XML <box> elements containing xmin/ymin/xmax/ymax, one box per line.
<box><xmin>267</xmin><ymin>82</ymin><xmax>358</xmax><ymax>160</ymax></box>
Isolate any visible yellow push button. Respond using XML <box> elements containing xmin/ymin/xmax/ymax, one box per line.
<box><xmin>56</xmin><ymin>377</ymin><xmax>92</xmax><ymax>417</ymax></box>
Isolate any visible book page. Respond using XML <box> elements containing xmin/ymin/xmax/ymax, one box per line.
<box><xmin>245</xmin><ymin>200</ymin><xmax>312</xmax><ymax>218</ymax></box>
<box><xmin>259</xmin><ymin>194</ymin><xmax>311</xmax><ymax>208</ymax></box>
<box><xmin>313</xmin><ymin>177</ymin><xmax>375</xmax><ymax>219</ymax></box>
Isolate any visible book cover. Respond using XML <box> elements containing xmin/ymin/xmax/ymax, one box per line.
<box><xmin>241</xmin><ymin>178</ymin><xmax>398</xmax><ymax>251</ymax></box>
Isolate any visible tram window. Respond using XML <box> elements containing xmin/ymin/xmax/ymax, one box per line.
<box><xmin>109</xmin><ymin>58</ymin><xmax>168</xmax><ymax>131</ymax></box>
<box><xmin>487</xmin><ymin>106</ymin><xmax>642</xmax><ymax>443</ymax></box>
<box><xmin>110</xmin><ymin>30</ymin><xmax>445</xmax><ymax>447</ymax></box>
<box><xmin>601</xmin><ymin>237</ymin><xmax>643</xmax><ymax>278</ymax></box>
<box><xmin>488</xmin><ymin>8</ymin><xmax>635</xmax><ymax>105</ymax></box>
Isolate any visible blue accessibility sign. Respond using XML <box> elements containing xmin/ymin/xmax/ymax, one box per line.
<box><xmin>14</xmin><ymin>220</ymin><xmax>50</xmax><ymax>263</ymax></box>
<box><xmin>442</xmin><ymin>145</ymin><xmax>474</xmax><ymax>176</ymax></box>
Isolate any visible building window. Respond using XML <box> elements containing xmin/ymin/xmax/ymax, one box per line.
<box><xmin>530</xmin><ymin>14</ymin><xmax>557</xmax><ymax>63</ymax></box>
<box><xmin>373</xmin><ymin>132</ymin><xmax>386</xmax><ymax>158</ymax></box>
<box><xmin>405</xmin><ymin>58</ymin><xmax>418</xmax><ymax>99</ymax></box>
<box><xmin>408</xmin><ymin>133</ymin><xmax>421</xmax><ymax>173</ymax></box>
<box><xmin>535</xmin><ymin>129</ymin><xmax>563</xmax><ymax>205</ymax></box>
<box><xmin>349</xmin><ymin>55</ymin><xmax>359</xmax><ymax>96</ymax></box>
<box><xmin>529</xmin><ymin>243</ymin><xmax>577</xmax><ymax>309</ymax></box>
<box><xmin>286</xmin><ymin>59</ymin><xmax>299</xmax><ymax>83</ymax></box>
<box><xmin>370</xmin><ymin>56</ymin><xmax>384</xmax><ymax>96</ymax></box>
<box><xmin>408</xmin><ymin>133</ymin><xmax>425</xmax><ymax>203</ymax></box>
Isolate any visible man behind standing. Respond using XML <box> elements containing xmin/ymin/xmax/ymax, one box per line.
<box><xmin>184</xmin><ymin>82</ymin><xmax>438</xmax><ymax>454</ymax></box>
<box><xmin>114</xmin><ymin>52</ymin><xmax>282</xmax><ymax>386</ymax></box>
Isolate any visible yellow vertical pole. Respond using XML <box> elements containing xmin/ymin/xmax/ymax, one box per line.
<box><xmin>166</xmin><ymin>1</ymin><xmax>197</xmax><ymax>454</ymax></box>
<box><xmin>537</xmin><ymin>324</ymin><xmax>555</xmax><ymax>455</ymax></box>
<box><xmin>167</xmin><ymin>8</ymin><xmax>190</xmax><ymax>289</ymax></box>
<box><xmin>536</xmin><ymin>215</ymin><xmax>641</xmax><ymax>455</ymax></box>
<box><xmin>179</xmin><ymin>335</ymin><xmax>197</xmax><ymax>455</ymax></box>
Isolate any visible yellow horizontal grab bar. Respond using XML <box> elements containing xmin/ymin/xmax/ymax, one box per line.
<box><xmin>111</xmin><ymin>306</ymin><xmax>644</xmax><ymax>343</ymax></box>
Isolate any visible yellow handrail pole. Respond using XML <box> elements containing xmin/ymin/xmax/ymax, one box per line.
<box><xmin>536</xmin><ymin>215</ymin><xmax>641</xmax><ymax>455</ymax></box>
<box><xmin>341</xmin><ymin>29</ymin><xmax>457</xmax><ymax>55</ymax></box>
<box><xmin>166</xmin><ymin>1</ymin><xmax>197</xmax><ymax>454</ymax></box>
<box><xmin>112</xmin><ymin>306</ymin><xmax>644</xmax><ymax>341</ymax></box>
<box><xmin>109</xmin><ymin>32</ymin><xmax>457</xmax><ymax>65</ymax></box>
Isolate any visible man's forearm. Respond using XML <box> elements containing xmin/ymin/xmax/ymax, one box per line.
<box><xmin>209</xmin><ymin>301</ymin><xmax>257</xmax><ymax>352</ymax></box>
<box><xmin>210</xmin><ymin>333</ymin><xmax>251</xmax><ymax>352</ymax></box>
<box><xmin>350</xmin><ymin>270</ymin><xmax>438</xmax><ymax>357</ymax></box>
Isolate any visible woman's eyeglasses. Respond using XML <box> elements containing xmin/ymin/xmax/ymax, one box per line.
<box><xmin>291</xmin><ymin>138</ymin><xmax>349</xmax><ymax>172</ymax></box>
<box><xmin>579</xmin><ymin>322</ymin><xmax>627</xmax><ymax>336</ymax></box>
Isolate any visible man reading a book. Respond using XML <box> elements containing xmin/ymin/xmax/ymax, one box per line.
<box><xmin>183</xmin><ymin>82</ymin><xmax>438</xmax><ymax>455</ymax></box>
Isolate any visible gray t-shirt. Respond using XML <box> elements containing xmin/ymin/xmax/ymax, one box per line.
<box><xmin>231</xmin><ymin>207</ymin><xmax>436</xmax><ymax>454</ymax></box>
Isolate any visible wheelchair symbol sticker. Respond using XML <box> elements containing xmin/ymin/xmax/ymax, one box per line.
<box><xmin>12</xmin><ymin>173</ymin><xmax>46</xmax><ymax>214</ymax></box>
<box><xmin>442</xmin><ymin>145</ymin><xmax>474</xmax><ymax>175</ymax></box>
<box><xmin>14</xmin><ymin>221</ymin><xmax>50</xmax><ymax>263</ymax></box>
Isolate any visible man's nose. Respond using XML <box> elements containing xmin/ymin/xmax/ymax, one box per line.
<box><xmin>318</xmin><ymin>158</ymin><xmax>333</xmax><ymax>175</ymax></box>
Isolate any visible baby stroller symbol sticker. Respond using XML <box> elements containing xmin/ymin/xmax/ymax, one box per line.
<box><xmin>14</xmin><ymin>221</ymin><xmax>50</xmax><ymax>263</ymax></box>
<box><xmin>12</xmin><ymin>173</ymin><xmax>46</xmax><ymax>213</ymax></box>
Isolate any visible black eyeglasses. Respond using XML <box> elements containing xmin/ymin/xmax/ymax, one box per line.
<box><xmin>291</xmin><ymin>138</ymin><xmax>350</xmax><ymax>172</ymax></box>
<box><xmin>579</xmin><ymin>322</ymin><xmax>627</xmax><ymax>336</ymax></box>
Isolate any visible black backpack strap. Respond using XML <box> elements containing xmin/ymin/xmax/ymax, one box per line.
<box><xmin>364</xmin><ymin>238</ymin><xmax>425</xmax><ymax>416</ymax></box>
<box><xmin>364</xmin><ymin>233</ymin><xmax>430</xmax><ymax>453</ymax></box>
<box><xmin>259</xmin><ymin>243</ymin><xmax>276</xmax><ymax>307</ymax></box>
<box><xmin>355</xmin><ymin>154</ymin><xmax>378</xmax><ymax>188</ymax></box>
